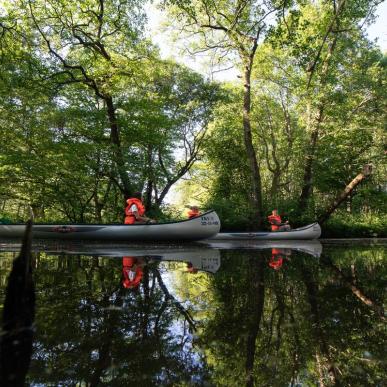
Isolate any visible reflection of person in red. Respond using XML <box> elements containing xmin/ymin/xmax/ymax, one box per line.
<box><xmin>186</xmin><ymin>262</ymin><xmax>198</xmax><ymax>274</ymax></box>
<box><xmin>122</xmin><ymin>256</ymin><xmax>144</xmax><ymax>289</ymax></box>
<box><xmin>269</xmin><ymin>248</ymin><xmax>292</xmax><ymax>270</ymax></box>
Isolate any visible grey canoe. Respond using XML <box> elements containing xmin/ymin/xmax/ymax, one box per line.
<box><xmin>0</xmin><ymin>210</ymin><xmax>221</xmax><ymax>241</ymax></box>
<box><xmin>208</xmin><ymin>222</ymin><xmax>321</xmax><ymax>240</ymax></box>
<box><xmin>0</xmin><ymin>238</ymin><xmax>322</xmax><ymax>259</ymax></box>
<box><xmin>200</xmin><ymin>239</ymin><xmax>322</xmax><ymax>257</ymax></box>
<box><xmin>0</xmin><ymin>243</ymin><xmax>222</xmax><ymax>273</ymax></box>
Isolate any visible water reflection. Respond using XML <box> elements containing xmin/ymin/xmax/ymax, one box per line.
<box><xmin>200</xmin><ymin>239</ymin><xmax>323</xmax><ymax>257</ymax></box>
<box><xmin>0</xmin><ymin>240</ymin><xmax>385</xmax><ymax>386</ymax></box>
<box><xmin>0</xmin><ymin>224</ymin><xmax>35</xmax><ymax>386</ymax></box>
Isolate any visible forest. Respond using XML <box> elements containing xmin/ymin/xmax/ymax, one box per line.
<box><xmin>0</xmin><ymin>0</ymin><xmax>386</xmax><ymax>236</ymax></box>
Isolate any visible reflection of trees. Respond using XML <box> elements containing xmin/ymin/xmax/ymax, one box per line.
<box><xmin>194</xmin><ymin>247</ymin><xmax>385</xmax><ymax>386</ymax></box>
<box><xmin>154</xmin><ymin>269</ymin><xmax>196</xmax><ymax>331</ymax></box>
<box><xmin>299</xmin><ymin>262</ymin><xmax>339</xmax><ymax>385</ymax></box>
<box><xmin>0</xmin><ymin>245</ymin><xmax>385</xmax><ymax>386</ymax></box>
<box><xmin>192</xmin><ymin>251</ymin><xmax>267</xmax><ymax>386</ymax></box>
<box><xmin>20</xmin><ymin>255</ymin><xmax>209</xmax><ymax>385</ymax></box>
<box><xmin>0</xmin><ymin>222</ymin><xmax>35</xmax><ymax>386</ymax></box>
<box><xmin>245</xmin><ymin>257</ymin><xmax>265</xmax><ymax>387</ymax></box>
<box><xmin>321</xmin><ymin>254</ymin><xmax>385</xmax><ymax>320</ymax></box>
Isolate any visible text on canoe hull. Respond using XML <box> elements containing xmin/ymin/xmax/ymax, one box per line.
<box><xmin>201</xmin><ymin>216</ymin><xmax>219</xmax><ymax>226</ymax></box>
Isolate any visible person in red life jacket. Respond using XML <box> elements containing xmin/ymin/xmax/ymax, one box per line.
<box><xmin>122</xmin><ymin>256</ymin><xmax>144</xmax><ymax>289</ymax></box>
<box><xmin>269</xmin><ymin>248</ymin><xmax>292</xmax><ymax>270</ymax></box>
<box><xmin>186</xmin><ymin>262</ymin><xmax>199</xmax><ymax>274</ymax></box>
<box><xmin>187</xmin><ymin>205</ymin><xmax>201</xmax><ymax>219</ymax></box>
<box><xmin>124</xmin><ymin>191</ymin><xmax>155</xmax><ymax>224</ymax></box>
<box><xmin>267</xmin><ymin>209</ymin><xmax>291</xmax><ymax>231</ymax></box>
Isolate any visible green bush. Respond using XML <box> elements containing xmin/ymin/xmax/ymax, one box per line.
<box><xmin>322</xmin><ymin>212</ymin><xmax>387</xmax><ymax>238</ymax></box>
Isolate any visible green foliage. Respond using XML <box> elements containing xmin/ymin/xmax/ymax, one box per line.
<box><xmin>0</xmin><ymin>0</ymin><xmax>385</xmax><ymax>232</ymax></box>
<box><xmin>0</xmin><ymin>0</ymin><xmax>223</xmax><ymax>222</ymax></box>
<box><xmin>322</xmin><ymin>211</ymin><xmax>387</xmax><ymax>238</ymax></box>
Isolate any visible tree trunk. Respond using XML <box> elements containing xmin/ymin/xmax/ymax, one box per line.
<box><xmin>242</xmin><ymin>59</ymin><xmax>263</xmax><ymax>227</ymax></box>
<box><xmin>245</xmin><ymin>256</ymin><xmax>265</xmax><ymax>387</ymax></box>
<box><xmin>300</xmin><ymin>263</ymin><xmax>339</xmax><ymax>385</ymax></box>
<box><xmin>299</xmin><ymin>6</ymin><xmax>342</xmax><ymax>211</ymax></box>
<box><xmin>144</xmin><ymin>146</ymin><xmax>154</xmax><ymax>210</ymax></box>
<box><xmin>0</xmin><ymin>221</ymin><xmax>35</xmax><ymax>386</ymax></box>
<box><xmin>322</xmin><ymin>255</ymin><xmax>385</xmax><ymax>320</ymax></box>
<box><xmin>105</xmin><ymin>96</ymin><xmax>132</xmax><ymax>199</ymax></box>
<box><xmin>298</xmin><ymin>104</ymin><xmax>324</xmax><ymax>210</ymax></box>
<box><xmin>270</xmin><ymin>169</ymin><xmax>281</xmax><ymax>200</ymax></box>
<box><xmin>89</xmin><ymin>291</ymin><xmax>122</xmax><ymax>386</ymax></box>
<box><xmin>318</xmin><ymin>164</ymin><xmax>372</xmax><ymax>224</ymax></box>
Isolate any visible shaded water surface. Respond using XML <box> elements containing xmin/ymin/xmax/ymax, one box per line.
<box><xmin>0</xmin><ymin>240</ymin><xmax>385</xmax><ymax>386</ymax></box>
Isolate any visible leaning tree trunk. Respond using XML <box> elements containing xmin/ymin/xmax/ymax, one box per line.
<box><xmin>321</xmin><ymin>254</ymin><xmax>385</xmax><ymax>320</ymax></box>
<box><xmin>242</xmin><ymin>56</ymin><xmax>264</xmax><ymax>228</ymax></box>
<box><xmin>318</xmin><ymin>164</ymin><xmax>372</xmax><ymax>224</ymax></box>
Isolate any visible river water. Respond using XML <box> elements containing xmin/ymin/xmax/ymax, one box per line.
<box><xmin>0</xmin><ymin>239</ymin><xmax>385</xmax><ymax>386</ymax></box>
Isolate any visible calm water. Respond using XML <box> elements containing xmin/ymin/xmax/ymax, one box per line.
<box><xmin>0</xmin><ymin>240</ymin><xmax>385</xmax><ymax>386</ymax></box>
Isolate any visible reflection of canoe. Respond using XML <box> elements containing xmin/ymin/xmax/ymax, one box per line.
<box><xmin>0</xmin><ymin>243</ymin><xmax>221</xmax><ymax>273</ymax></box>
<box><xmin>200</xmin><ymin>240</ymin><xmax>322</xmax><ymax>257</ymax></box>
<box><xmin>209</xmin><ymin>223</ymin><xmax>321</xmax><ymax>240</ymax></box>
<box><xmin>0</xmin><ymin>211</ymin><xmax>220</xmax><ymax>241</ymax></box>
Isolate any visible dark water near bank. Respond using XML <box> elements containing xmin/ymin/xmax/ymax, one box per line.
<box><xmin>0</xmin><ymin>240</ymin><xmax>385</xmax><ymax>386</ymax></box>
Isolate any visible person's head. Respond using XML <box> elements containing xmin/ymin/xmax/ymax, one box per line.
<box><xmin>133</xmin><ymin>191</ymin><xmax>142</xmax><ymax>199</ymax></box>
<box><xmin>186</xmin><ymin>262</ymin><xmax>198</xmax><ymax>274</ymax></box>
<box><xmin>272</xmin><ymin>209</ymin><xmax>278</xmax><ymax>215</ymax></box>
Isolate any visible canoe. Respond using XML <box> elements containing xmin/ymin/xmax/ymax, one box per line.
<box><xmin>200</xmin><ymin>239</ymin><xmax>322</xmax><ymax>257</ymax></box>
<box><xmin>0</xmin><ymin>210</ymin><xmax>221</xmax><ymax>242</ymax></box>
<box><xmin>0</xmin><ymin>244</ymin><xmax>222</xmax><ymax>273</ymax></box>
<box><xmin>0</xmin><ymin>238</ymin><xmax>322</xmax><ymax>259</ymax></box>
<box><xmin>40</xmin><ymin>241</ymin><xmax>321</xmax><ymax>257</ymax></box>
<box><xmin>208</xmin><ymin>222</ymin><xmax>321</xmax><ymax>240</ymax></box>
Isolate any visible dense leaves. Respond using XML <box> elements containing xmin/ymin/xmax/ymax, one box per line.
<box><xmin>0</xmin><ymin>0</ymin><xmax>386</xmax><ymax>233</ymax></box>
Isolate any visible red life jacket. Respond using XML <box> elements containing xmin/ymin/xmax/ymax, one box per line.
<box><xmin>125</xmin><ymin>198</ymin><xmax>146</xmax><ymax>224</ymax></box>
<box><xmin>268</xmin><ymin>214</ymin><xmax>282</xmax><ymax>231</ymax></box>
<box><xmin>187</xmin><ymin>209</ymin><xmax>200</xmax><ymax>219</ymax></box>
<box><xmin>269</xmin><ymin>248</ymin><xmax>284</xmax><ymax>270</ymax></box>
<box><xmin>122</xmin><ymin>257</ymin><xmax>143</xmax><ymax>288</ymax></box>
<box><xmin>269</xmin><ymin>256</ymin><xmax>283</xmax><ymax>270</ymax></box>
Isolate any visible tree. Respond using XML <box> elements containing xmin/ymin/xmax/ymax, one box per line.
<box><xmin>20</xmin><ymin>0</ymin><xmax>151</xmax><ymax>198</ymax></box>
<box><xmin>0</xmin><ymin>1</ymin><xmax>222</xmax><ymax>221</ymax></box>
<box><xmin>163</xmin><ymin>0</ymin><xmax>292</xmax><ymax>227</ymax></box>
<box><xmin>273</xmin><ymin>0</ymin><xmax>384</xmax><ymax>212</ymax></box>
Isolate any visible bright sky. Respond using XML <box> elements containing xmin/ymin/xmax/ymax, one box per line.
<box><xmin>366</xmin><ymin>1</ymin><xmax>387</xmax><ymax>50</ymax></box>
